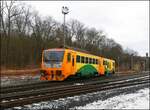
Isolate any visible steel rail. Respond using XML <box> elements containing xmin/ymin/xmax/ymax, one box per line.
<box><xmin>1</xmin><ymin>72</ymin><xmax>148</xmax><ymax>94</ymax></box>
<box><xmin>1</xmin><ymin>75</ymin><xmax>149</xmax><ymax>100</ymax></box>
<box><xmin>1</xmin><ymin>75</ymin><xmax>149</xmax><ymax>109</ymax></box>
<box><xmin>1</xmin><ymin>80</ymin><xmax>149</xmax><ymax>109</ymax></box>
<box><xmin>1</xmin><ymin>74</ymin><xmax>149</xmax><ymax>100</ymax></box>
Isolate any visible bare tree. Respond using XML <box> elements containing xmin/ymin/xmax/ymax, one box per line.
<box><xmin>68</xmin><ymin>19</ymin><xmax>86</xmax><ymax>48</ymax></box>
<box><xmin>1</xmin><ymin>0</ymin><xmax>24</xmax><ymax>66</ymax></box>
<box><xmin>85</xmin><ymin>28</ymin><xmax>98</xmax><ymax>45</ymax></box>
<box><xmin>13</xmin><ymin>4</ymin><xmax>32</xmax><ymax>36</ymax></box>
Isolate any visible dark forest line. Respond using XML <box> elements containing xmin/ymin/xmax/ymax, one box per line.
<box><xmin>0</xmin><ymin>1</ymin><xmax>148</xmax><ymax>71</ymax></box>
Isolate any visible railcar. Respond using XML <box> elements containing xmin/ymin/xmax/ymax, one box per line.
<box><xmin>40</xmin><ymin>48</ymin><xmax>115</xmax><ymax>81</ymax></box>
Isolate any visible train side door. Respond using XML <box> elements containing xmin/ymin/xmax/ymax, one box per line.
<box><xmin>71</xmin><ymin>52</ymin><xmax>76</xmax><ymax>74</ymax></box>
<box><xmin>66</xmin><ymin>52</ymin><xmax>72</xmax><ymax>74</ymax></box>
<box><xmin>99</xmin><ymin>57</ymin><xmax>105</xmax><ymax>75</ymax></box>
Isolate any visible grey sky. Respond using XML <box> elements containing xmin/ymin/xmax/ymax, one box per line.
<box><xmin>23</xmin><ymin>1</ymin><xmax>149</xmax><ymax>56</ymax></box>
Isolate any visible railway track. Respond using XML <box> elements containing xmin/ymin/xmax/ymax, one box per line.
<box><xmin>1</xmin><ymin>73</ymin><xmax>149</xmax><ymax>109</ymax></box>
<box><xmin>1</xmin><ymin>72</ymin><xmax>148</xmax><ymax>94</ymax></box>
<box><xmin>1</xmin><ymin>75</ymin><xmax>149</xmax><ymax>100</ymax></box>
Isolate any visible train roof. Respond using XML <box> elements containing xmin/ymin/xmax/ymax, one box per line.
<box><xmin>103</xmin><ymin>57</ymin><xmax>115</xmax><ymax>62</ymax></box>
<box><xmin>44</xmin><ymin>46</ymin><xmax>115</xmax><ymax>61</ymax></box>
<box><xmin>44</xmin><ymin>48</ymin><xmax>65</xmax><ymax>51</ymax></box>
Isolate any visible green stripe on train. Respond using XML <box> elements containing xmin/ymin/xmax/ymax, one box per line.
<box><xmin>76</xmin><ymin>64</ymin><xmax>98</xmax><ymax>77</ymax></box>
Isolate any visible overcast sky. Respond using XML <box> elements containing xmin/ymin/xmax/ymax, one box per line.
<box><xmin>23</xmin><ymin>1</ymin><xmax>149</xmax><ymax>56</ymax></box>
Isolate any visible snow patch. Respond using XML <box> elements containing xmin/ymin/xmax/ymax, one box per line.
<box><xmin>74</xmin><ymin>88</ymin><xmax>149</xmax><ymax>109</ymax></box>
<box><xmin>13</xmin><ymin>106</ymin><xmax>22</xmax><ymax>109</ymax></box>
<box><xmin>1</xmin><ymin>74</ymin><xmax>41</xmax><ymax>87</ymax></box>
<box><xmin>74</xmin><ymin>83</ymin><xmax>84</xmax><ymax>86</ymax></box>
<box><xmin>9</xmin><ymin>83</ymin><xmax>149</xmax><ymax>110</ymax></box>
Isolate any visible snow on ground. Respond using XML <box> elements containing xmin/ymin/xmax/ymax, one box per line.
<box><xmin>73</xmin><ymin>83</ymin><xmax>84</xmax><ymax>85</ymax></box>
<box><xmin>10</xmin><ymin>83</ymin><xmax>149</xmax><ymax>110</ymax></box>
<box><xmin>74</xmin><ymin>88</ymin><xmax>149</xmax><ymax>109</ymax></box>
<box><xmin>1</xmin><ymin>74</ymin><xmax>41</xmax><ymax>87</ymax></box>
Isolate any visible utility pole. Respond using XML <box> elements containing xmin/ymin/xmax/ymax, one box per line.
<box><xmin>62</xmin><ymin>6</ymin><xmax>69</xmax><ymax>48</ymax></box>
<box><xmin>118</xmin><ymin>56</ymin><xmax>119</xmax><ymax>72</ymax></box>
<box><xmin>130</xmin><ymin>54</ymin><xmax>134</xmax><ymax>71</ymax></box>
<box><xmin>131</xmin><ymin>55</ymin><xmax>133</xmax><ymax>71</ymax></box>
<box><xmin>145</xmin><ymin>52</ymin><xmax>148</xmax><ymax>71</ymax></box>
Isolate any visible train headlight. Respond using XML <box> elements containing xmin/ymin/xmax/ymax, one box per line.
<box><xmin>55</xmin><ymin>63</ymin><xmax>62</xmax><ymax>68</ymax></box>
<box><xmin>41</xmin><ymin>73</ymin><xmax>45</xmax><ymax>76</ymax></box>
<box><xmin>41</xmin><ymin>72</ymin><xmax>45</xmax><ymax>76</ymax></box>
<box><xmin>40</xmin><ymin>70</ymin><xmax>46</xmax><ymax>76</ymax></box>
<box><xmin>44</xmin><ymin>63</ymin><xmax>51</xmax><ymax>68</ymax></box>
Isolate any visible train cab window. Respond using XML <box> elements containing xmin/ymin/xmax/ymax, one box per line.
<box><xmin>86</xmin><ymin>57</ymin><xmax>88</xmax><ymax>63</ymax></box>
<box><xmin>81</xmin><ymin>56</ymin><xmax>85</xmax><ymax>63</ymax></box>
<box><xmin>67</xmin><ymin>53</ymin><xmax>71</xmax><ymax>62</ymax></box>
<box><xmin>89</xmin><ymin>58</ymin><xmax>92</xmax><ymax>64</ymax></box>
<box><xmin>96</xmin><ymin>59</ymin><xmax>98</xmax><ymax>64</ymax></box>
<box><xmin>93</xmin><ymin>58</ymin><xmax>95</xmax><ymax>64</ymax></box>
<box><xmin>76</xmin><ymin>55</ymin><xmax>80</xmax><ymax>63</ymax></box>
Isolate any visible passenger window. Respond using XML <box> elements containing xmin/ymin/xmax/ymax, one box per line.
<box><xmin>93</xmin><ymin>58</ymin><xmax>95</xmax><ymax>64</ymax></box>
<box><xmin>103</xmin><ymin>60</ymin><xmax>107</xmax><ymax>65</ymax></box>
<box><xmin>86</xmin><ymin>57</ymin><xmax>88</xmax><ymax>63</ymax></box>
<box><xmin>89</xmin><ymin>58</ymin><xmax>92</xmax><ymax>64</ymax></box>
<box><xmin>96</xmin><ymin>59</ymin><xmax>98</xmax><ymax>64</ymax></box>
<box><xmin>67</xmin><ymin>53</ymin><xmax>71</xmax><ymax>62</ymax></box>
<box><xmin>81</xmin><ymin>56</ymin><xmax>84</xmax><ymax>63</ymax></box>
<box><xmin>76</xmin><ymin>55</ymin><xmax>80</xmax><ymax>63</ymax></box>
